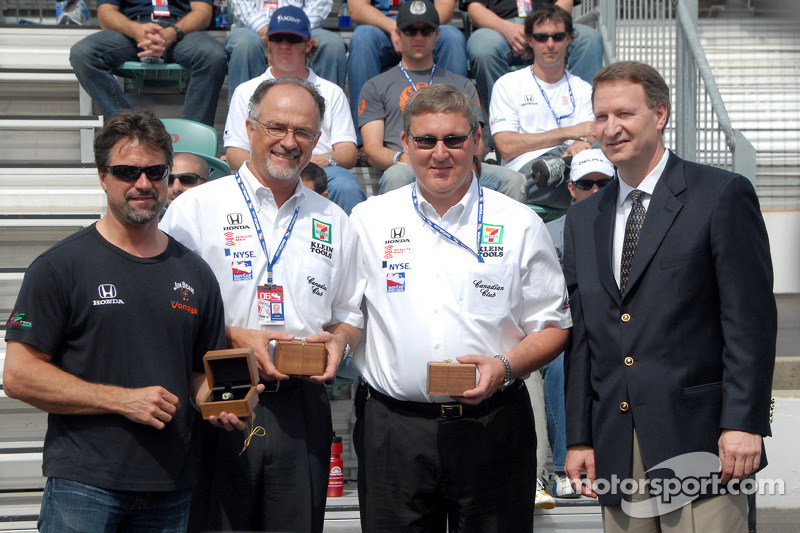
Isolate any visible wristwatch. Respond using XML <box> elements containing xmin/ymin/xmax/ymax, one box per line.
<box><xmin>578</xmin><ymin>137</ymin><xmax>591</xmax><ymax>145</ymax></box>
<box><xmin>171</xmin><ymin>25</ymin><xmax>185</xmax><ymax>42</ymax></box>
<box><xmin>495</xmin><ymin>354</ymin><xmax>513</xmax><ymax>391</ymax></box>
<box><xmin>326</xmin><ymin>153</ymin><xmax>337</xmax><ymax>167</ymax></box>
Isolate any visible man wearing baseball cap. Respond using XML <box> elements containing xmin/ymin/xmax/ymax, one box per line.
<box><xmin>533</xmin><ymin>148</ymin><xmax>614</xmax><ymax>504</ymax></box>
<box><xmin>358</xmin><ymin>0</ymin><xmax>526</xmax><ymax>201</ymax></box>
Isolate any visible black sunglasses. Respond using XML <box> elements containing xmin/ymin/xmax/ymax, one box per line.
<box><xmin>169</xmin><ymin>172</ymin><xmax>207</xmax><ymax>186</ymax></box>
<box><xmin>107</xmin><ymin>164</ymin><xmax>170</xmax><ymax>182</ymax></box>
<box><xmin>268</xmin><ymin>33</ymin><xmax>307</xmax><ymax>44</ymax></box>
<box><xmin>531</xmin><ymin>32</ymin><xmax>569</xmax><ymax>43</ymax></box>
<box><xmin>408</xmin><ymin>130</ymin><xmax>473</xmax><ymax>150</ymax></box>
<box><xmin>573</xmin><ymin>177</ymin><xmax>614</xmax><ymax>191</ymax></box>
<box><xmin>401</xmin><ymin>26</ymin><xmax>437</xmax><ymax>37</ymax></box>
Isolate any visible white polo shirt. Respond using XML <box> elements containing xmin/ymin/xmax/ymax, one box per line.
<box><xmin>490</xmin><ymin>69</ymin><xmax>594</xmax><ymax>171</ymax></box>
<box><xmin>224</xmin><ymin>67</ymin><xmax>357</xmax><ymax>156</ymax></box>
<box><xmin>350</xmin><ymin>177</ymin><xmax>571</xmax><ymax>402</ymax></box>
<box><xmin>160</xmin><ymin>164</ymin><xmax>364</xmax><ymax>334</ymax></box>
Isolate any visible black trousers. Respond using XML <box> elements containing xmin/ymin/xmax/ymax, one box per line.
<box><xmin>189</xmin><ymin>380</ymin><xmax>332</xmax><ymax>533</ymax></box>
<box><xmin>354</xmin><ymin>381</ymin><xmax>537</xmax><ymax>533</ymax></box>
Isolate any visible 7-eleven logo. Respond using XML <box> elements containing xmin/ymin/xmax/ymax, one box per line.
<box><xmin>481</xmin><ymin>224</ymin><xmax>504</xmax><ymax>245</ymax></box>
<box><xmin>312</xmin><ymin>219</ymin><xmax>332</xmax><ymax>244</ymax></box>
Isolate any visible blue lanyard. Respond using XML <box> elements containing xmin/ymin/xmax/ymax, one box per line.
<box><xmin>399</xmin><ymin>63</ymin><xmax>436</xmax><ymax>92</ymax></box>
<box><xmin>411</xmin><ymin>183</ymin><xmax>485</xmax><ymax>263</ymax></box>
<box><xmin>531</xmin><ymin>68</ymin><xmax>575</xmax><ymax>126</ymax></box>
<box><xmin>235</xmin><ymin>172</ymin><xmax>300</xmax><ymax>284</ymax></box>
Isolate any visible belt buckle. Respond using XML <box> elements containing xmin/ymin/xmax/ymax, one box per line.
<box><xmin>440</xmin><ymin>404</ymin><xmax>463</xmax><ymax>419</ymax></box>
<box><xmin>263</xmin><ymin>380</ymin><xmax>281</xmax><ymax>393</ymax></box>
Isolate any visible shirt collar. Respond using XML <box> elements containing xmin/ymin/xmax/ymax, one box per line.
<box><xmin>616</xmin><ymin>148</ymin><xmax>669</xmax><ymax>207</ymax></box>
<box><xmin>239</xmin><ymin>162</ymin><xmax>306</xmax><ymax>213</ymax></box>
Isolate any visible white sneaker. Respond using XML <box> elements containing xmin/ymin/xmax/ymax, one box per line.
<box><xmin>535</xmin><ymin>478</ymin><xmax>555</xmax><ymax>509</ymax></box>
<box><xmin>553</xmin><ymin>472</ymin><xmax>579</xmax><ymax>498</ymax></box>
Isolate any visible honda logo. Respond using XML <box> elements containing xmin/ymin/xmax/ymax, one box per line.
<box><xmin>227</xmin><ymin>213</ymin><xmax>243</xmax><ymax>225</ymax></box>
<box><xmin>390</xmin><ymin>227</ymin><xmax>405</xmax><ymax>239</ymax></box>
<box><xmin>98</xmin><ymin>284</ymin><xmax>117</xmax><ymax>299</ymax></box>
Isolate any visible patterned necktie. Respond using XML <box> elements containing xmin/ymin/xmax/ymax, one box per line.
<box><xmin>620</xmin><ymin>189</ymin><xmax>646</xmax><ymax>295</ymax></box>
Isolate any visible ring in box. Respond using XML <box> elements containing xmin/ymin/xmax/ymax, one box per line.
<box><xmin>428</xmin><ymin>361</ymin><xmax>477</xmax><ymax>396</ymax></box>
<box><xmin>199</xmin><ymin>348</ymin><xmax>259</xmax><ymax>420</ymax></box>
<box><xmin>274</xmin><ymin>339</ymin><xmax>326</xmax><ymax>376</ymax></box>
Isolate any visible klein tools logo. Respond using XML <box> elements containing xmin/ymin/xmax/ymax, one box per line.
<box><xmin>6</xmin><ymin>312</ymin><xmax>32</xmax><ymax>328</ymax></box>
<box><xmin>312</xmin><ymin>219</ymin><xmax>332</xmax><ymax>244</ymax></box>
<box><xmin>481</xmin><ymin>224</ymin><xmax>504</xmax><ymax>245</ymax></box>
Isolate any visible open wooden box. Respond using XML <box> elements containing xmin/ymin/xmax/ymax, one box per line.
<box><xmin>199</xmin><ymin>348</ymin><xmax>259</xmax><ymax>420</ymax></box>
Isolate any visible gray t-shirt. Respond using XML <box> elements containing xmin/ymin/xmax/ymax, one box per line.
<box><xmin>358</xmin><ymin>65</ymin><xmax>483</xmax><ymax>151</ymax></box>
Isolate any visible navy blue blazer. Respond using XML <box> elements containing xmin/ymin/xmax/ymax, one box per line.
<box><xmin>563</xmin><ymin>151</ymin><xmax>776</xmax><ymax>506</ymax></box>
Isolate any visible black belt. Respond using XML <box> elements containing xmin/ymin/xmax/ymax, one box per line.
<box><xmin>366</xmin><ymin>380</ymin><xmax>523</xmax><ymax>420</ymax></box>
<box><xmin>132</xmin><ymin>14</ymin><xmax>180</xmax><ymax>24</ymax></box>
<box><xmin>259</xmin><ymin>377</ymin><xmax>305</xmax><ymax>393</ymax></box>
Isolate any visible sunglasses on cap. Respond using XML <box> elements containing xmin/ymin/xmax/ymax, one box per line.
<box><xmin>268</xmin><ymin>33</ymin><xmax>307</xmax><ymax>44</ymax></box>
<box><xmin>573</xmin><ymin>177</ymin><xmax>614</xmax><ymax>191</ymax></box>
<box><xmin>401</xmin><ymin>26</ymin><xmax>437</xmax><ymax>37</ymax></box>
<box><xmin>169</xmin><ymin>172</ymin><xmax>207</xmax><ymax>186</ymax></box>
<box><xmin>408</xmin><ymin>130</ymin><xmax>473</xmax><ymax>150</ymax></box>
<box><xmin>107</xmin><ymin>164</ymin><xmax>170</xmax><ymax>182</ymax></box>
<box><xmin>530</xmin><ymin>31</ymin><xmax>569</xmax><ymax>43</ymax></box>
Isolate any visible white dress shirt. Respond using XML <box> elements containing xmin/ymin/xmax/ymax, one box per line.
<box><xmin>350</xmin><ymin>177</ymin><xmax>572</xmax><ymax>402</ymax></box>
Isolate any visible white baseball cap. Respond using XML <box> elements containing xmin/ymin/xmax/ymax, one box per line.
<box><xmin>571</xmin><ymin>149</ymin><xmax>615</xmax><ymax>181</ymax></box>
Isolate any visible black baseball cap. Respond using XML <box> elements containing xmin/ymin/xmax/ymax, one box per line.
<box><xmin>396</xmin><ymin>0</ymin><xmax>440</xmax><ymax>30</ymax></box>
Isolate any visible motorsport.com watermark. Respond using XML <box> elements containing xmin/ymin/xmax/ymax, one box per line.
<box><xmin>578</xmin><ymin>451</ymin><xmax>784</xmax><ymax>518</ymax></box>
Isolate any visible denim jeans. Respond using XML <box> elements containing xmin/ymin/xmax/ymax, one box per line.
<box><xmin>347</xmin><ymin>24</ymin><xmax>468</xmax><ymax>143</ymax></box>
<box><xmin>378</xmin><ymin>163</ymin><xmax>526</xmax><ymax>202</ymax></box>
<box><xmin>541</xmin><ymin>352</ymin><xmax>567</xmax><ymax>472</ymax></box>
<box><xmin>324</xmin><ymin>166</ymin><xmax>367</xmax><ymax>215</ymax></box>
<box><xmin>226</xmin><ymin>26</ymin><xmax>348</xmax><ymax>96</ymax></box>
<box><xmin>38</xmin><ymin>477</ymin><xmax>191</xmax><ymax>533</ymax></box>
<box><xmin>70</xmin><ymin>29</ymin><xmax>227</xmax><ymax>126</ymax></box>
<box><xmin>467</xmin><ymin>20</ymin><xmax>603</xmax><ymax>118</ymax></box>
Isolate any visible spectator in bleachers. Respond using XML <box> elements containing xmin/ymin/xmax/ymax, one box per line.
<box><xmin>225</xmin><ymin>6</ymin><xmax>366</xmax><ymax>214</ymax></box>
<box><xmin>466</xmin><ymin>0</ymin><xmax>602</xmax><ymax>123</ymax></box>
<box><xmin>358</xmin><ymin>0</ymin><xmax>525</xmax><ymax>201</ymax></box>
<box><xmin>2</xmin><ymin>109</ymin><xmax>250</xmax><ymax>532</ymax></box>
<box><xmin>347</xmin><ymin>0</ymin><xmax>468</xmax><ymax>143</ymax></box>
<box><xmin>490</xmin><ymin>4</ymin><xmax>595</xmax><ymax>209</ymax></box>
<box><xmin>227</xmin><ymin>0</ymin><xmax>347</xmax><ymax>94</ymax></box>
<box><xmin>301</xmin><ymin>161</ymin><xmax>330</xmax><ymax>197</ymax></box>
<box><xmin>167</xmin><ymin>152</ymin><xmax>210</xmax><ymax>206</ymax></box>
<box><xmin>69</xmin><ymin>0</ymin><xmax>227</xmax><ymax>127</ymax></box>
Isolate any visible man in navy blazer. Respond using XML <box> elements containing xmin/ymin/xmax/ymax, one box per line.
<box><xmin>563</xmin><ymin>61</ymin><xmax>776</xmax><ymax>532</ymax></box>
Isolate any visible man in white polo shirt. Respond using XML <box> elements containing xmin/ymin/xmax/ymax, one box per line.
<box><xmin>161</xmin><ymin>77</ymin><xmax>364</xmax><ymax>533</ymax></box>
<box><xmin>490</xmin><ymin>4</ymin><xmax>595</xmax><ymax>210</ymax></box>
<box><xmin>350</xmin><ymin>84</ymin><xmax>571</xmax><ymax>531</ymax></box>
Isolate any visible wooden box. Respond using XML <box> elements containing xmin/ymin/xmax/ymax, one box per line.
<box><xmin>427</xmin><ymin>362</ymin><xmax>477</xmax><ymax>396</ymax></box>
<box><xmin>274</xmin><ymin>340</ymin><xmax>326</xmax><ymax>376</ymax></box>
<box><xmin>198</xmin><ymin>348</ymin><xmax>259</xmax><ymax>420</ymax></box>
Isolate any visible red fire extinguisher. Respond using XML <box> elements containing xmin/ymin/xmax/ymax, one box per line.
<box><xmin>327</xmin><ymin>433</ymin><xmax>343</xmax><ymax>497</ymax></box>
